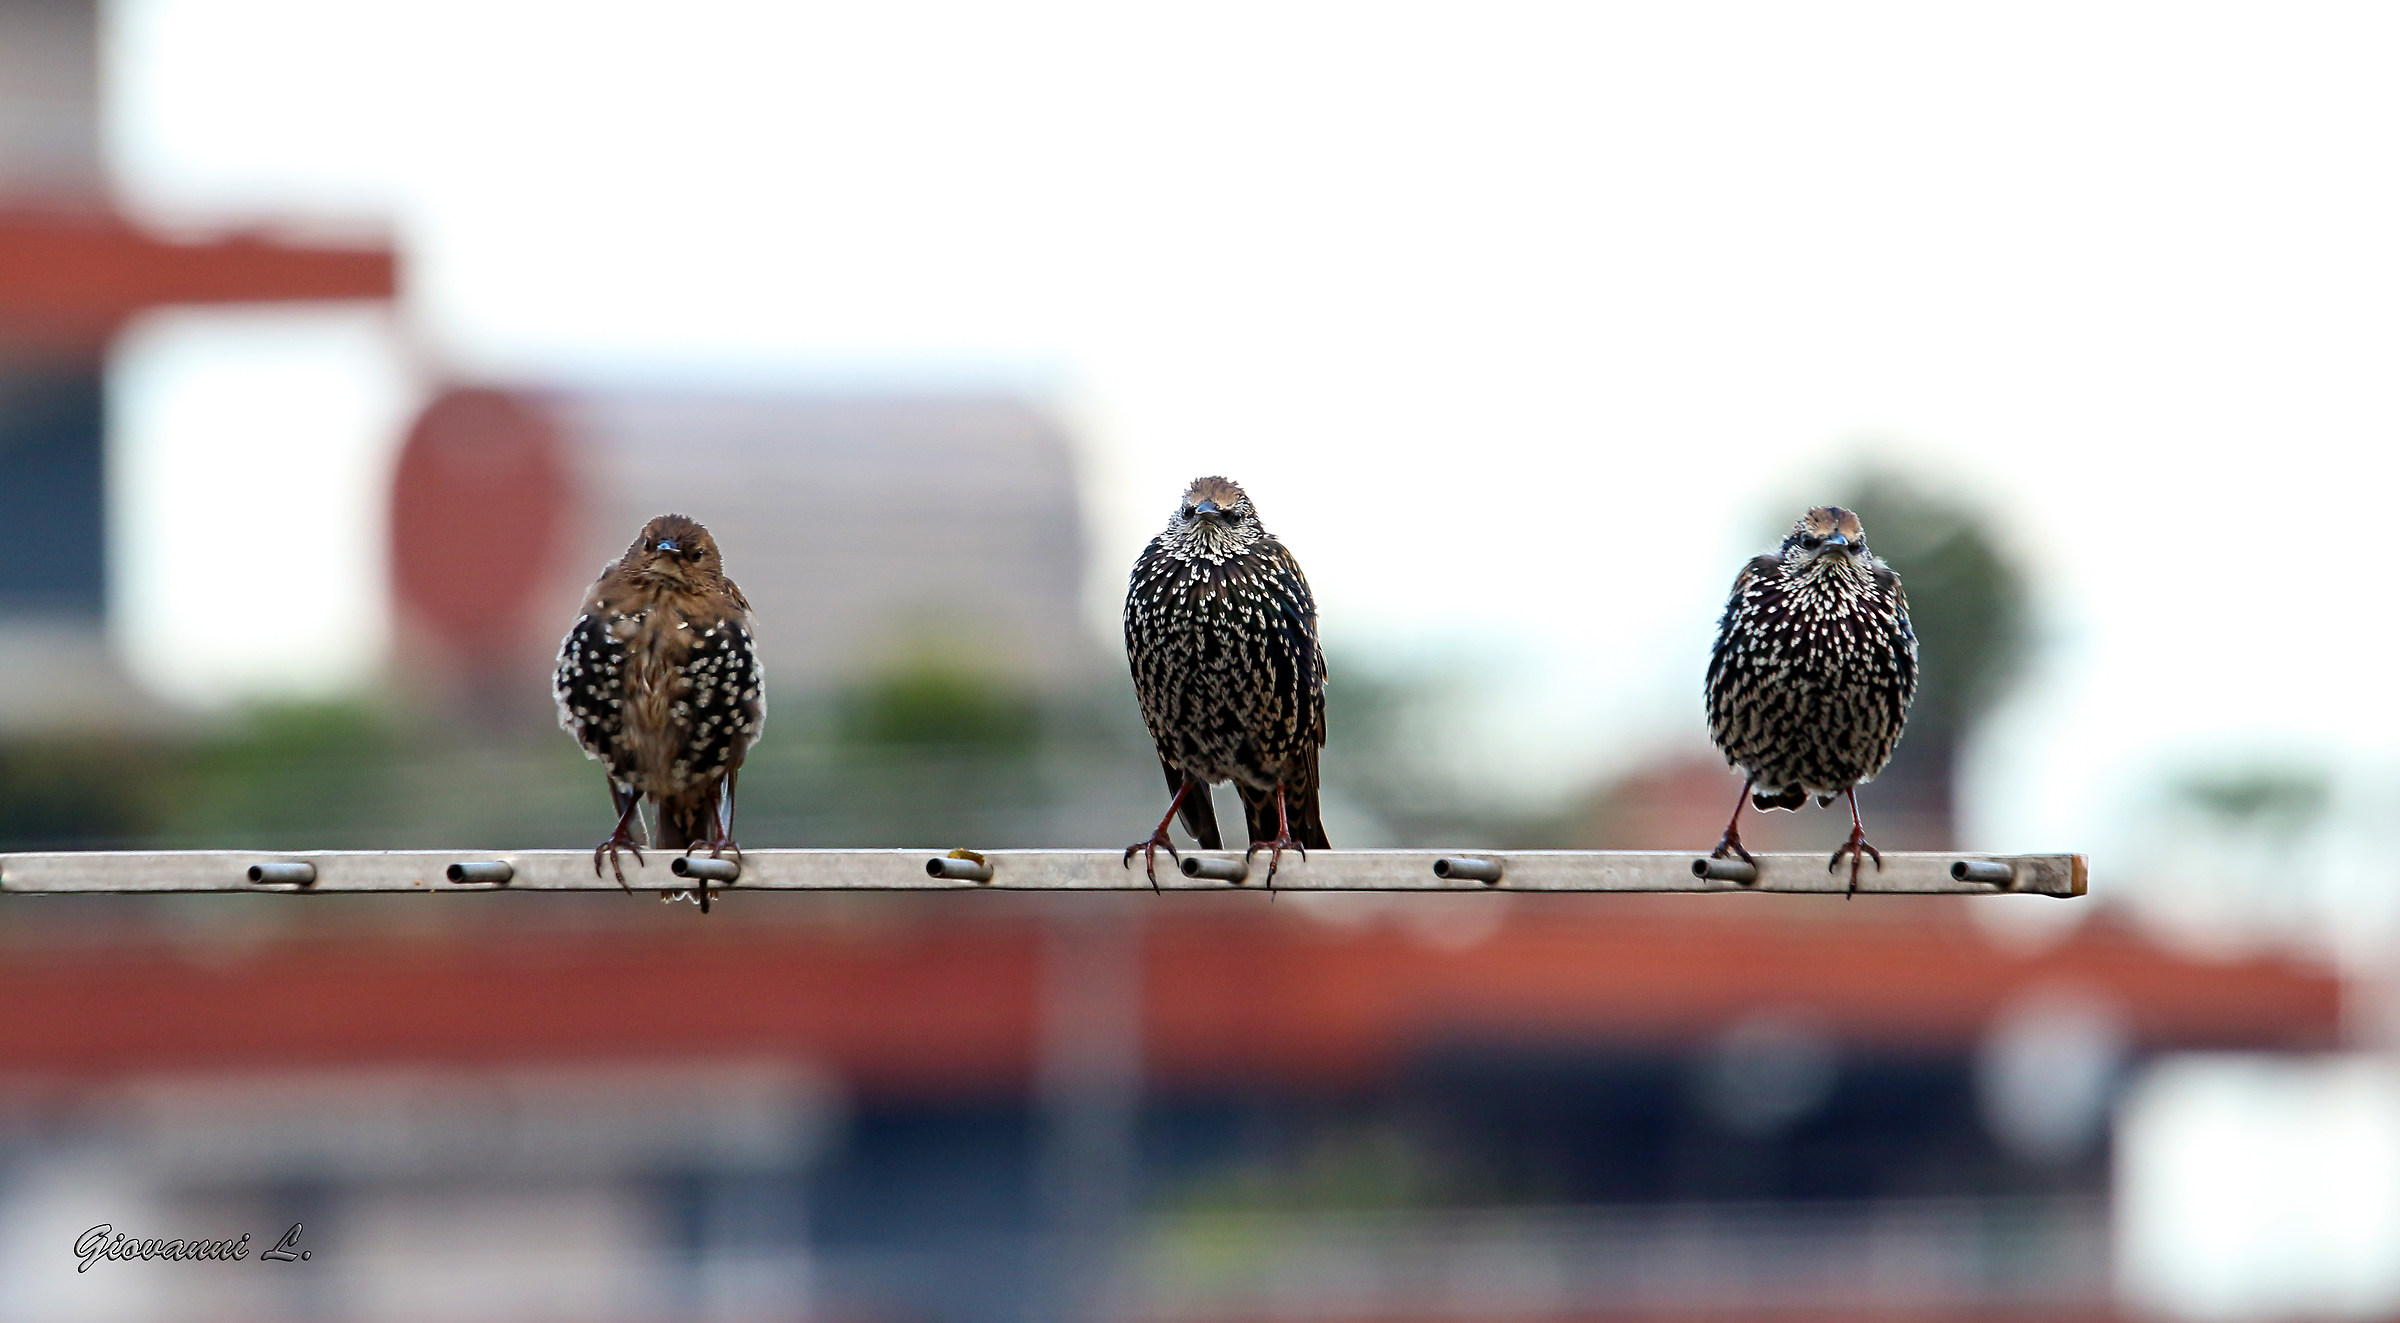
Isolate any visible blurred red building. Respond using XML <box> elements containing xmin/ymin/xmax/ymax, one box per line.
<box><xmin>0</xmin><ymin>890</ymin><xmax>2339</xmax><ymax>1322</ymax></box>
<box><xmin>0</xmin><ymin>0</ymin><xmax>395</xmax><ymax>733</ymax></box>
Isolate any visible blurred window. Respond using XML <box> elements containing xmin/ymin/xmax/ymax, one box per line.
<box><xmin>0</xmin><ymin>366</ymin><xmax>104</xmax><ymax>616</ymax></box>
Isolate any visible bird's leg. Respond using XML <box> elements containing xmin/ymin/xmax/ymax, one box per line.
<box><xmin>1123</xmin><ymin>779</ymin><xmax>1197</xmax><ymax>891</ymax></box>
<box><xmin>1243</xmin><ymin>785</ymin><xmax>1309</xmax><ymax>891</ymax></box>
<box><xmin>1710</xmin><ymin>778</ymin><xmax>1757</xmax><ymax>864</ymax></box>
<box><xmin>685</xmin><ymin>774</ymin><xmax>745</xmax><ymax>864</ymax></box>
<box><xmin>676</xmin><ymin>777</ymin><xmax>747</xmax><ymax>915</ymax></box>
<box><xmin>718</xmin><ymin>771</ymin><xmax>744</xmax><ymax>865</ymax></box>
<box><xmin>591</xmin><ymin>789</ymin><xmax>646</xmax><ymax>889</ymax></box>
<box><xmin>1827</xmin><ymin>787</ymin><xmax>1884</xmax><ymax>898</ymax></box>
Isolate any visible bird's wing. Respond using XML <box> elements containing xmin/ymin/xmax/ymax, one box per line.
<box><xmin>554</xmin><ymin>612</ymin><xmax>630</xmax><ymax>769</ymax></box>
<box><xmin>679</xmin><ymin>613</ymin><xmax>768</xmax><ymax>781</ymax></box>
<box><xmin>1874</xmin><ymin>564</ymin><xmax>1921</xmax><ymax>709</ymax></box>
<box><xmin>1705</xmin><ymin>554</ymin><xmax>1784</xmax><ymax>693</ymax></box>
<box><xmin>1261</xmin><ymin>540</ymin><xmax>1327</xmax><ymax>748</ymax></box>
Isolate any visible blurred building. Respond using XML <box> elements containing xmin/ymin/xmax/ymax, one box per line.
<box><xmin>0</xmin><ymin>894</ymin><xmax>2339</xmax><ymax>1323</ymax></box>
<box><xmin>389</xmin><ymin>387</ymin><xmax>1096</xmax><ymax>708</ymax></box>
<box><xmin>0</xmin><ymin>0</ymin><xmax>394</xmax><ymax>730</ymax></box>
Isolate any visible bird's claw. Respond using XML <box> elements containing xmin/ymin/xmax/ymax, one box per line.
<box><xmin>1709</xmin><ymin>831</ymin><xmax>1754</xmax><ymax>865</ymax></box>
<box><xmin>1121</xmin><ymin>833</ymin><xmax>1180</xmax><ymax>892</ymax></box>
<box><xmin>1828</xmin><ymin>831</ymin><xmax>1882</xmax><ymax>897</ymax></box>
<box><xmin>591</xmin><ymin>834</ymin><xmax>645</xmax><ymax>890</ymax></box>
<box><xmin>1243</xmin><ymin>836</ymin><xmax>1307</xmax><ymax>890</ymax></box>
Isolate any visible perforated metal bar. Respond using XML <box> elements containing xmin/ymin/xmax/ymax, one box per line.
<box><xmin>0</xmin><ymin>850</ymin><xmax>2085</xmax><ymax>897</ymax></box>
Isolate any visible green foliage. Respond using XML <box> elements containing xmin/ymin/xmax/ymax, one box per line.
<box><xmin>160</xmin><ymin>702</ymin><xmax>411</xmax><ymax>847</ymax></box>
<box><xmin>2173</xmin><ymin>765</ymin><xmax>2330</xmax><ymax>837</ymax></box>
<box><xmin>0</xmin><ymin>734</ymin><xmax>164</xmax><ymax>848</ymax></box>
<box><xmin>1167</xmin><ymin>1121</ymin><xmax>1445</xmax><ymax>1215</ymax></box>
<box><xmin>834</xmin><ymin>657</ymin><xmax>1042</xmax><ymax>753</ymax></box>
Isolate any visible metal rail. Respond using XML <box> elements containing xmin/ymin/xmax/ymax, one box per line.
<box><xmin>0</xmin><ymin>850</ymin><xmax>2085</xmax><ymax>897</ymax></box>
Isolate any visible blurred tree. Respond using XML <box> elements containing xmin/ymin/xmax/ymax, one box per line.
<box><xmin>0</xmin><ymin>734</ymin><xmax>165</xmax><ymax>848</ymax></box>
<box><xmin>836</xmin><ymin>655</ymin><xmax>1042</xmax><ymax>753</ymax></box>
<box><xmin>163</xmin><ymin>702</ymin><xmax>409</xmax><ymax>847</ymax></box>
<box><xmin>2174</xmin><ymin>766</ymin><xmax>2331</xmax><ymax>838</ymax></box>
<box><xmin>1772</xmin><ymin>466</ymin><xmax>2033</xmax><ymax>844</ymax></box>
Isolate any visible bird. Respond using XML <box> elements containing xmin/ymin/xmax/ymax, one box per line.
<box><xmin>1704</xmin><ymin>505</ymin><xmax>1918</xmax><ymax>895</ymax></box>
<box><xmin>554</xmin><ymin>514</ymin><xmax>765</xmax><ymax>911</ymax></box>
<box><xmin>1123</xmin><ymin>476</ymin><xmax>1330</xmax><ymax>888</ymax></box>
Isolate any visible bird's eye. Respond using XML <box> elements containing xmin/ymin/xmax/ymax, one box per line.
<box><xmin>1801</xmin><ymin>536</ymin><xmax>1824</xmax><ymax>549</ymax></box>
<box><xmin>1181</xmin><ymin>506</ymin><xmax>1195</xmax><ymax>518</ymax></box>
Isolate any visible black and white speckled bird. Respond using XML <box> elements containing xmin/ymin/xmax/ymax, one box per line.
<box><xmin>1705</xmin><ymin>505</ymin><xmax>1918</xmax><ymax>894</ymax></box>
<box><xmin>555</xmin><ymin>514</ymin><xmax>765</xmax><ymax>910</ymax></box>
<box><xmin>1123</xmin><ymin>476</ymin><xmax>1330</xmax><ymax>887</ymax></box>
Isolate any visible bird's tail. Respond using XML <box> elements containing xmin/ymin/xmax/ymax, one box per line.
<box><xmin>1240</xmin><ymin>761</ymin><xmax>1331</xmax><ymax>849</ymax></box>
<box><xmin>654</xmin><ymin>801</ymin><xmax>707</xmax><ymax>852</ymax></box>
<box><xmin>1162</xmin><ymin>760</ymin><xmax>1222</xmax><ymax>850</ymax></box>
<box><xmin>656</xmin><ymin>775</ymin><xmax>737</xmax><ymax>852</ymax></box>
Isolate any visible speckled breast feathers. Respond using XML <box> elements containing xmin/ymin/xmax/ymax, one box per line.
<box><xmin>1124</xmin><ymin>477</ymin><xmax>1326</xmax><ymax>793</ymax></box>
<box><xmin>1705</xmin><ymin>505</ymin><xmax>1917</xmax><ymax>801</ymax></box>
<box><xmin>555</xmin><ymin>516</ymin><xmax>766</xmax><ymax>816</ymax></box>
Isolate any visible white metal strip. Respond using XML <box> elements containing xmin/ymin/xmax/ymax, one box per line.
<box><xmin>0</xmin><ymin>850</ymin><xmax>2085</xmax><ymax>897</ymax></box>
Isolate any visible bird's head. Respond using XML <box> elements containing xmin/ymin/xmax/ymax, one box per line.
<box><xmin>1780</xmin><ymin>506</ymin><xmax>1869</xmax><ymax>568</ymax></box>
<box><xmin>623</xmin><ymin>513</ymin><xmax>725</xmax><ymax>586</ymax></box>
<box><xmin>1164</xmin><ymin>475</ymin><xmax>1263</xmax><ymax>553</ymax></box>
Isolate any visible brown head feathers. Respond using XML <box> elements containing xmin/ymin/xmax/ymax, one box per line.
<box><xmin>1781</xmin><ymin>505</ymin><xmax>1868</xmax><ymax>559</ymax></box>
<box><xmin>607</xmin><ymin>514</ymin><xmax>744</xmax><ymax>604</ymax></box>
<box><xmin>1180</xmin><ymin>476</ymin><xmax>1251</xmax><ymax>514</ymax></box>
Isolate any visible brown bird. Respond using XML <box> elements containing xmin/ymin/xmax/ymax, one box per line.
<box><xmin>554</xmin><ymin>515</ymin><xmax>765</xmax><ymax>909</ymax></box>
<box><xmin>1705</xmin><ymin>505</ymin><xmax>1918</xmax><ymax>894</ymax></box>
<box><xmin>1123</xmin><ymin>476</ymin><xmax>1329</xmax><ymax>887</ymax></box>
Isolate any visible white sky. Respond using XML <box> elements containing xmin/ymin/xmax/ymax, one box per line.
<box><xmin>99</xmin><ymin>1</ymin><xmax>2400</xmax><ymax>873</ymax></box>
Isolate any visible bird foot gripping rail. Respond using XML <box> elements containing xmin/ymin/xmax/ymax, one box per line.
<box><xmin>0</xmin><ymin>850</ymin><xmax>2085</xmax><ymax>897</ymax></box>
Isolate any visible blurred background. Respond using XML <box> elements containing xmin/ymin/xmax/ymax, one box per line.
<box><xmin>0</xmin><ymin>1</ymin><xmax>2395</xmax><ymax>1319</ymax></box>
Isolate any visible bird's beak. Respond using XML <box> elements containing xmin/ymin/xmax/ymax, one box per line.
<box><xmin>1822</xmin><ymin>533</ymin><xmax>1850</xmax><ymax>552</ymax></box>
<box><xmin>1191</xmin><ymin>501</ymin><xmax>1224</xmax><ymax>523</ymax></box>
<box><xmin>656</xmin><ymin>539</ymin><xmax>680</xmax><ymax>555</ymax></box>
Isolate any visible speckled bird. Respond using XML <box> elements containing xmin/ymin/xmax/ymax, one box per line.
<box><xmin>1705</xmin><ymin>505</ymin><xmax>1918</xmax><ymax>893</ymax></box>
<box><xmin>1123</xmin><ymin>476</ymin><xmax>1329</xmax><ymax>887</ymax></box>
<box><xmin>555</xmin><ymin>514</ymin><xmax>765</xmax><ymax>909</ymax></box>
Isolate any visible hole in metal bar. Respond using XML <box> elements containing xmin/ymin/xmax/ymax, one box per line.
<box><xmin>1180</xmin><ymin>856</ymin><xmax>1249</xmax><ymax>884</ymax></box>
<box><xmin>1950</xmin><ymin>859</ymin><xmax>2015</xmax><ymax>887</ymax></box>
<box><xmin>445</xmin><ymin>861</ymin><xmax>513</xmax><ymax>886</ymax></box>
<box><xmin>670</xmin><ymin>856</ymin><xmax>740</xmax><ymax>883</ymax></box>
<box><xmin>927</xmin><ymin>857</ymin><xmax>993</xmax><ymax>883</ymax></box>
<box><xmin>246</xmin><ymin>862</ymin><xmax>316</xmax><ymax>887</ymax></box>
<box><xmin>1691</xmin><ymin>857</ymin><xmax>1757</xmax><ymax>885</ymax></box>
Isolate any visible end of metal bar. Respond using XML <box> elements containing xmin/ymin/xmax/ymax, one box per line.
<box><xmin>1433</xmin><ymin>856</ymin><xmax>1504</xmax><ymax>885</ymax></box>
<box><xmin>670</xmin><ymin>856</ymin><xmax>741</xmax><ymax>883</ymax></box>
<box><xmin>1180</xmin><ymin>856</ymin><xmax>1250</xmax><ymax>884</ymax></box>
<box><xmin>1951</xmin><ymin>859</ymin><xmax>2015</xmax><ymax>887</ymax></box>
<box><xmin>926</xmin><ymin>856</ymin><xmax>994</xmax><ymax>883</ymax></box>
<box><xmin>246</xmin><ymin>861</ymin><xmax>316</xmax><ymax>888</ymax></box>
<box><xmin>445</xmin><ymin>861</ymin><xmax>514</xmax><ymax>886</ymax></box>
<box><xmin>1691</xmin><ymin>857</ymin><xmax>1757</xmax><ymax>885</ymax></box>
